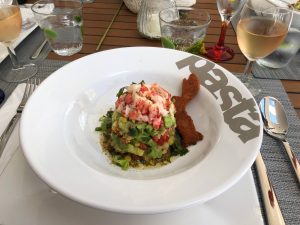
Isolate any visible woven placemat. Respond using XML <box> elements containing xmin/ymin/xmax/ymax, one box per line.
<box><xmin>250</xmin><ymin>78</ymin><xmax>300</xmax><ymax>225</ymax></box>
<box><xmin>252</xmin><ymin>55</ymin><xmax>300</xmax><ymax>80</ymax></box>
<box><xmin>0</xmin><ymin>59</ymin><xmax>68</xmax><ymax>107</ymax></box>
<box><xmin>0</xmin><ymin>28</ymin><xmax>52</xmax><ymax>86</ymax></box>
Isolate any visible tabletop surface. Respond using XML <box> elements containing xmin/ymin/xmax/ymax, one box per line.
<box><xmin>0</xmin><ymin>1</ymin><xmax>300</xmax><ymax>223</ymax></box>
<box><xmin>26</xmin><ymin>0</ymin><xmax>300</xmax><ymax>118</ymax></box>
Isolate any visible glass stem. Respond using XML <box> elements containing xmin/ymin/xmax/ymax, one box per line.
<box><xmin>216</xmin><ymin>20</ymin><xmax>230</xmax><ymax>48</ymax></box>
<box><xmin>5</xmin><ymin>44</ymin><xmax>22</xmax><ymax>70</ymax></box>
<box><xmin>243</xmin><ymin>60</ymin><xmax>254</xmax><ymax>76</ymax></box>
<box><xmin>241</xmin><ymin>60</ymin><xmax>261</xmax><ymax>96</ymax></box>
<box><xmin>241</xmin><ymin>60</ymin><xmax>255</xmax><ymax>84</ymax></box>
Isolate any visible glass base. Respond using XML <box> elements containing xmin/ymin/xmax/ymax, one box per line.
<box><xmin>1</xmin><ymin>63</ymin><xmax>38</xmax><ymax>83</ymax></box>
<box><xmin>205</xmin><ymin>45</ymin><xmax>234</xmax><ymax>61</ymax></box>
<box><xmin>22</xmin><ymin>19</ymin><xmax>36</xmax><ymax>30</ymax></box>
<box><xmin>239</xmin><ymin>75</ymin><xmax>261</xmax><ymax>97</ymax></box>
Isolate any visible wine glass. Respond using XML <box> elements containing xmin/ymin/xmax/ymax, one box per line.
<box><xmin>0</xmin><ymin>0</ymin><xmax>37</xmax><ymax>83</ymax></box>
<box><xmin>236</xmin><ymin>3</ymin><xmax>293</xmax><ymax>95</ymax></box>
<box><xmin>205</xmin><ymin>0</ymin><xmax>246</xmax><ymax>61</ymax></box>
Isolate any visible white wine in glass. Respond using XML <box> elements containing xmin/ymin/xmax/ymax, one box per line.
<box><xmin>0</xmin><ymin>5</ymin><xmax>21</xmax><ymax>41</ymax></box>
<box><xmin>0</xmin><ymin>0</ymin><xmax>37</xmax><ymax>83</ymax></box>
<box><xmin>236</xmin><ymin>3</ymin><xmax>292</xmax><ymax>95</ymax></box>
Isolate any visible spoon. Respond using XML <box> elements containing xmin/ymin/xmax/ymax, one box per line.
<box><xmin>30</xmin><ymin>40</ymin><xmax>48</xmax><ymax>60</ymax></box>
<box><xmin>259</xmin><ymin>96</ymin><xmax>300</xmax><ymax>183</ymax></box>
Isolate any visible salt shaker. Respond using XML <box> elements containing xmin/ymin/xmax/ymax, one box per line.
<box><xmin>137</xmin><ymin>0</ymin><xmax>176</xmax><ymax>39</ymax></box>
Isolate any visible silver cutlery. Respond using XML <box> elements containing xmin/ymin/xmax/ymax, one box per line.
<box><xmin>255</xmin><ymin>153</ymin><xmax>285</xmax><ymax>225</ymax></box>
<box><xmin>0</xmin><ymin>78</ymin><xmax>40</xmax><ymax>157</ymax></box>
<box><xmin>259</xmin><ymin>96</ymin><xmax>300</xmax><ymax>183</ymax></box>
<box><xmin>30</xmin><ymin>40</ymin><xmax>47</xmax><ymax>60</ymax></box>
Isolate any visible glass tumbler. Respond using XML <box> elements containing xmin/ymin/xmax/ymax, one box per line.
<box><xmin>159</xmin><ymin>7</ymin><xmax>211</xmax><ymax>55</ymax></box>
<box><xmin>137</xmin><ymin>0</ymin><xmax>176</xmax><ymax>39</ymax></box>
<box><xmin>31</xmin><ymin>0</ymin><xmax>83</xmax><ymax>56</ymax></box>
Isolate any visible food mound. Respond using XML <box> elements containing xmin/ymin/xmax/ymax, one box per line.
<box><xmin>96</xmin><ymin>81</ymin><xmax>189</xmax><ymax>170</ymax></box>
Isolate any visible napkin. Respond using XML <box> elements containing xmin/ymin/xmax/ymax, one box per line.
<box><xmin>176</xmin><ymin>0</ymin><xmax>196</xmax><ymax>6</ymax></box>
<box><xmin>0</xmin><ymin>84</ymin><xmax>26</xmax><ymax>175</ymax></box>
<box><xmin>0</xmin><ymin>7</ymin><xmax>37</xmax><ymax>63</ymax></box>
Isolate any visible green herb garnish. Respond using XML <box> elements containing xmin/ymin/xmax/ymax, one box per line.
<box><xmin>170</xmin><ymin>130</ymin><xmax>189</xmax><ymax>156</ymax></box>
<box><xmin>161</xmin><ymin>37</ymin><xmax>176</xmax><ymax>49</ymax></box>
<box><xmin>116</xmin><ymin>86</ymin><xmax>126</xmax><ymax>97</ymax></box>
<box><xmin>74</xmin><ymin>15</ymin><xmax>82</xmax><ymax>23</ymax></box>
<box><xmin>95</xmin><ymin>110</ymin><xmax>113</xmax><ymax>136</ymax></box>
<box><xmin>43</xmin><ymin>28</ymin><xmax>57</xmax><ymax>39</ymax></box>
<box><xmin>186</xmin><ymin>39</ymin><xmax>206</xmax><ymax>55</ymax></box>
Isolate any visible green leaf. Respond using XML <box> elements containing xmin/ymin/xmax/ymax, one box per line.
<box><xmin>186</xmin><ymin>39</ymin><xmax>206</xmax><ymax>55</ymax></box>
<box><xmin>116</xmin><ymin>86</ymin><xmax>126</xmax><ymax>97</ymax></box>
<box><xmin>96</xmin><ymin>110</ymin><xmax>113</xmax><ymax>134</ymax></box>
<box><xmin>170</xmin><ymin>130</ymin><xmax>188</xmax><ymax>156</ymax></box>
<box><xmin>74</xmin><ymin>15</ymin><xmax>82</xmax><ymax>23</ymax></box>
<box><xmin>161</xmin><ymin>37</ymin><xmax>176</xmax><ymax>49</ymax></box>
<box><xmin>43</xmin><ymin>28</ymin><xmax>57</xmax><ymax>39</ymax></box>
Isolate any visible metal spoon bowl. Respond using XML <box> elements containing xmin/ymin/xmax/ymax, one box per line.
<box><xmin>259</xmin><ymin>96</ymin><xmax>300</xmax><ymax>183</ymax></box>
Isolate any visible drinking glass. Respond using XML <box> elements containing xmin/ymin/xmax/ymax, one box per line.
<box><xmin>236</xmin><ymin>3</ymin><xmax>293</xmax><ymax>95</ymax></box>
<box><xmin>138</xmin><ymin>0</ymin><xmax>176</xmax><ymax>39</ymax></box>
<box><xmin>0</xmin><ymin>0</ymin><xmax>37</xmax><ymax>83</ymax></box>
<box><xmin>31</xmin><ymin>0</ymin><xmax>83</xmax><ymax>56</ymax></box>
<box><xmin>257</xmin><ymin>7</ymin><xmax>300</xmax><ymax>68</ymax></box>
<box><xmin>159</xmin><ymin>7</ymin><xmax>211</xmax><ymax>54</ymax></box>
<box><xmin>205</xmin><ymin>0</ymin><xmax>245</xmax><ymax>61</ymax></box>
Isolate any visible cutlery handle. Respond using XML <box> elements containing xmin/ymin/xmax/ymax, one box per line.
<box><xmin>282</xmin><ymin>140</ymin><xmax>300</xmax><ymax>184</ymax></box>
<box><xmin>30</xmin><ymin>40</ymin><xmax>47</xmax><ymax>60</ymax></box>
<box><xmin>255</xmin><ymin>153</ymin><xmax>285</xmax><ymax>225</ymax></box>
<box><xmin>0</xmin><ymin>113</ymin><xmax>21</xmax><ymax>157</ymax></box>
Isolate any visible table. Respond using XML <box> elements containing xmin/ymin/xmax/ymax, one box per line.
<box><xmin>27</xmin><ymin>0</ymin><xmax>300</xmax><ymax>118</ymax></box>
<box><xmin>0</xmin><ymin>1</ymin><xmax>299</xmax><ymax>224</ymax></box>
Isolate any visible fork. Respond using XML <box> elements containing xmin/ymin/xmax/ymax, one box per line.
<box><xmin>0</xmin><ymin>78</ymin><xmax>40</xmax><ymax>157</ymax></box>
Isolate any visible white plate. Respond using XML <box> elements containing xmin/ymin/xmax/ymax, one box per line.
<box><xmin>20</xmin><ymin>47</ymin><xmax>263</xmax><ymax>214</ymax></box>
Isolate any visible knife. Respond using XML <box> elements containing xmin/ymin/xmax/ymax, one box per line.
<box><xmin>256</xmin><ymin>153</ymin><xmax>285</xmax><ymax>225</ymax></box>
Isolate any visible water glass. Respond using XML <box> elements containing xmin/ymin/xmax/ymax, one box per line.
<box><xmin>159</xmin><ymin>7</ymin><xmax>211</xmax><ymax>54</ymax></box>
<box><xmin>31</xmin><ymin>0</ymin><xmax>83</xmax><ymax>56</ymax></box>
<box><xmin>257</xmin><ymin>8</ymin><xmax>300</xmax><ymax>68</ymax></box>
<box><xmin>137</xmin><ymin>0</ymin><xmax>176</xmax><ymax>39</ymax></box>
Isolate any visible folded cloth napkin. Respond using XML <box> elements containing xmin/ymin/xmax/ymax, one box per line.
<box><xmin>0</xmin><ymin>84</ymin><xmax>26</xmax><ymax>175</ymax></box>
<box><xmin>176</xmin><ymin>0</ymin><xmax>196</xmax><ymax>6</ymax></box>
